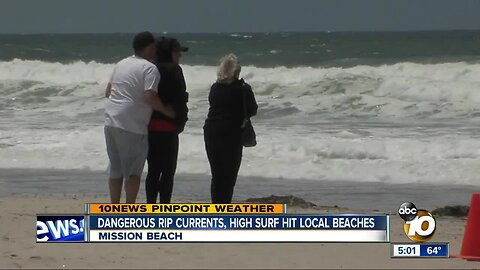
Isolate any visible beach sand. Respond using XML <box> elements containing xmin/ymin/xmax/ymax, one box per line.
<box><xmin>2</xmin><ymin>169</ymin><xmax>479</xmax><ymax>210</ymax></box>
<box><xmin>1</xmin><ymin>196</ymin><xmax>478</xmax><ymax>269</ymax></box>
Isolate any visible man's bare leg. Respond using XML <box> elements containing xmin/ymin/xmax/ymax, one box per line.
<box><xmin>109</xmin><ymin>177</ymin><xmax>123</xmax><ymax>203</ymax></box>
<box><xmin>125</xmin><ymin>175</ymin><xmax>141</xmax><ymax>203</ymax></box>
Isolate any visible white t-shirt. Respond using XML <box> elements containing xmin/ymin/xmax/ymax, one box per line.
<box><xmin>105</xmin><ymin>55</ymin><xmax>160</xmax><ymax>135</ymax></box>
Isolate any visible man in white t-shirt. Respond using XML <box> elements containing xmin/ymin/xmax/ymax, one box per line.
<box><xmin>104</xmin><ymin>31</ymin><xmax>175</xmax><ymax>203</ymax></box>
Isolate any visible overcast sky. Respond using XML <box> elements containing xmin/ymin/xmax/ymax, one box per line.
<box><xmin>1</xmin><ymin>0</ymin><xmax>480</xmax><ymax>33</ymax></box>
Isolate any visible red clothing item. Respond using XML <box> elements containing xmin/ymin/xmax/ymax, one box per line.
<box><xmin>148</xmin><ymin>119</ymin><xmax>177</xmax><ymax>132</ymax></box>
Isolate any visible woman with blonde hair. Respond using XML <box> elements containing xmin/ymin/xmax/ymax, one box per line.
<box><xmin>203</xmin><ymin>54</ymin><xmax>258</xmax><ymax>203</ymax></box>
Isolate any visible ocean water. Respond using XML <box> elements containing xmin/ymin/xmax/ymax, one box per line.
<box><xmin>1</xmin><ymin>32</ymin><xmax>480</xmax><ymax>188</ymax></box>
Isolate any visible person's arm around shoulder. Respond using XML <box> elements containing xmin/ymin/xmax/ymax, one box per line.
<box><xmin>143</xmin><ymin>65</ymin><xmax>176</xmax><ymax>118</ymax></box>
<box><xmin>244</xmin><ymin>82</ymin><xmax>258</xmax><ymax>117</ymax></box>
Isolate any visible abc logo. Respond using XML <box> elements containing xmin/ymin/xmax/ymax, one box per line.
<box><xmin>398</xmin><ymin>202</ymin><xmax>436</xmax><ymax>242</ymax></box>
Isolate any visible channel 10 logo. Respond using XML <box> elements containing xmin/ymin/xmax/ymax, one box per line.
<box><xmin>398</xmin><ymin>202</ymin><xmax>436</xmax><ymax>242</ymax></box>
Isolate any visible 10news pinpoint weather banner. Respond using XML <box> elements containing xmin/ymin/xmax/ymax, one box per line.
<box><xmin>37</xmin><ymin>204</ymin><xmax>390</xmax><ymax>243</ymax></box>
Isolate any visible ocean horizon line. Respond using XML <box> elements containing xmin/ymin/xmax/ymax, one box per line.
<box><xmin>2</xmin><ymin>29</ymin><xmax>480</xmax><ymax>35</ymax></box>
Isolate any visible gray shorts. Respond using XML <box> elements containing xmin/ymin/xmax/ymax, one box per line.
<box><xmin>104</xmin><ymin>126</ymin><xmax>148</xmax><ymax>179</ymax></box>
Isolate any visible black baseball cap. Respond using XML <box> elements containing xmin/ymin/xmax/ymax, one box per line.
<box><xmin>157</xmin><ymin>37</ymin><xmax>188</xmax><ymax>53</ymax></box>
<box><xmin>132</xmin><ymin>31</ymin><xmax>156</xmax><ymax>53</ymax></box>
<box><xmin>171</xmin><ymin>38</ymin><xmax>189</xmax><ymax>52</ymax></box>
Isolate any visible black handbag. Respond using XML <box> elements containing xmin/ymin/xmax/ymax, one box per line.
<box><xmin>241</xmin><ymin>84</ymin><xmax>257</xmax><ymax>147</ymax></box>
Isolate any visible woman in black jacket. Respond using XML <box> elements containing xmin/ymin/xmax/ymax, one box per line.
<box><xmin>145</xmin><ymin>37</ymin><xmax>189</xmax><ymax>203</ymax></box>
<box><xmin>204</xmin><ymin>54</ymin><xmax>258</xmax><ymax>203</ymax></box>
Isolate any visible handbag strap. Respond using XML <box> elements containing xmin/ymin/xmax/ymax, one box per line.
<box><xmin>241</xmin><ymin>81</ymin><xmax>248</xmax><ymax>128</ymax></box>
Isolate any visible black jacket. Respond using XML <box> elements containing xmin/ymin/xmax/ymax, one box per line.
<box><xmin>151</xmin><ymin>61</ymin><xmax>188</xmax><ymax>134</ymax></box>
<box><xmin>204</xmin><ymin>78</ymin><xmax>257</xmax><ymax>135</ymax></box>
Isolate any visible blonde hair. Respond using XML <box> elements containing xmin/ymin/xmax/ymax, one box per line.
<box><xmin>216</xmin><ymin>53</ymin><xmax>241</xmax><ymax>84</ymax></box>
